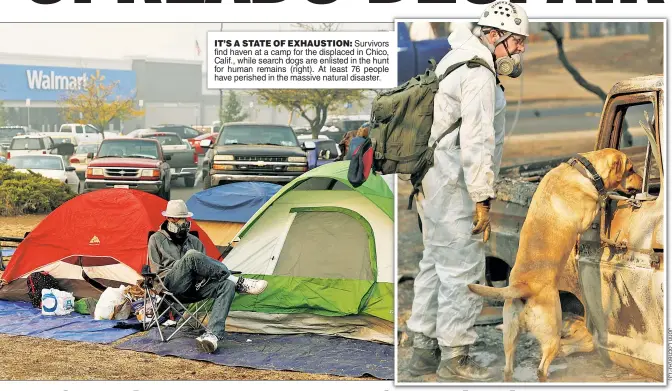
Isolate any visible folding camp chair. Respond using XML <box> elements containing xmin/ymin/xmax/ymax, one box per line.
<box><xmin>139</xmin><ymin>230</ymin><xmax>211</xmax><ymax>342</ymax></box>
<box><xmin>140</xmin><ymin>230</ymin><xmax>241</xmax><ymax>342</ymax></box>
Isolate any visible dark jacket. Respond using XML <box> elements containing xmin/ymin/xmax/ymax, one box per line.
<box><xmin>147</xmin><ymin>224</ymin><xmax>205</xmax><ymax>278</ymax></box>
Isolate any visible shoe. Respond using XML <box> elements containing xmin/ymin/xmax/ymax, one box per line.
<box><xmin>162</xmin><ymin>319</ymin><xmax>177</xmax><ymax>327</ymax></box>
<box><xmin>436</xmin><ymin>355</ymin><xmax>496</xmax><ymax>382</ymax></box>
<box><xmin>196</xmin><ymin>332</ymin><xmax>219</xmax><ymax>353</ymax></box>
<box><xmin>407</xmin><ymin>347</ymin><xmax>441</xmax><ymax>376</ymax></box>
<box><xmin>235</xmin><ymin>277</ymin><xmax>268</xmax><ymax>295</ymax></box>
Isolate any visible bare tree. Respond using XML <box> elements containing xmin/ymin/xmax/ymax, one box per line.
<box><xmin>542</xmin><ymin>22</ymin><xmax>633</xmax><ymax>147</ymax></box>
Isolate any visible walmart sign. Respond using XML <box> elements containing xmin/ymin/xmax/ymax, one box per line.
<box><xmin>0</xmin><ymin>64</ymin><xmax>136</xmax><ymax>102</ymax></box>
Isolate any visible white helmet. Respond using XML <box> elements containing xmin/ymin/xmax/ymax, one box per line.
<box><xmin>477</xmin><ymin>1</ymin><xmax>529</xmax><ymax>37</ymax></box>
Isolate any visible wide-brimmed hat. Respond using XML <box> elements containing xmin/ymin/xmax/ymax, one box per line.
<box><xmin>161</xmin><ymin>199</ymin><xmax>194</xmax><ymax>218</ymax></box>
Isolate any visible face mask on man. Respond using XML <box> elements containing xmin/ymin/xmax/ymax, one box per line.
<box><xmin>495</xmin><ymin>53</ymin><xmax>523</xmax><ymax>78</ymax></box>
<box><xmin>167</xmin><ymin>218</ymin><xmax>191</xmax><ymax>239</ymax></box>
<box><xmin>477</xmin><ymin>27</ymin><xmax>524</xmax><ymax>78</ymax></box>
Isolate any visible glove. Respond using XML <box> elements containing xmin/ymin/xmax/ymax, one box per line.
<box><xmin>472</xmin><ymin>199</ymin><xmax>491</xmax><ymax>243</ymax></box>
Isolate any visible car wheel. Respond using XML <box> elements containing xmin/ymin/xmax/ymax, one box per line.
<box><xmin>184</xmin><ymin>176</ymin><xmax>196</xmax><ymax>188</ymax></box>
<box><xmin>164</xmin><ymin>185</ymin><xmax>171</xmax><ymax>201</ymax></box>
<box><xmin>203</xmin><ymin>174</ymin><xmax>212</xmax><ymax>189</ymax></box>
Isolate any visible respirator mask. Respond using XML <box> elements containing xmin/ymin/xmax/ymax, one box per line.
<box><xmin>167</xmin><ymin>219</ymin><xmax>191</xmax><ymax>239</ymax></box>
<box><xmin>495</xmin><ymin>53</ymin><xmax>523</xmax><ymax>78</ymax></box>
<box><xmin>477</xmin><ymin>27</ymin><xmax>524</xmax><ymax>78</ymax></box>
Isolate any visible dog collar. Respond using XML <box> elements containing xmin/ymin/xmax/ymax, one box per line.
<box><xmin>567</xmin><ymin>155</ymin><xmax>607</xmax><ymax>197</ymax></box>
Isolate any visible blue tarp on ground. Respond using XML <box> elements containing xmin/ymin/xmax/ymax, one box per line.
<box><xmin>117</xmin><ymin>328</ymin><xmax>393</xmax><ymax>379</ymax></box>
<box><xmin>186</xmin><ymin>182</ymin><xmax>282</xmax><ymax>223</ymax></box>
<box><xmin>0</xmin><ymin>300</ymin><xmax>139</xmax><ymax>344</ymax></box>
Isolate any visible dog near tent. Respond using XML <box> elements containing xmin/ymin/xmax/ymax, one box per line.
<box><xmin>185</xmin><ymin>182</ymin><xmax>281</xmax><ymax>252</ymax></box>
<box><xmin>221</xmin><ymin>161</ymin><xmax>395</xmax><ymax>344</ymax></box>
<box><xmin>0</xmin><ymin>189</ymin><xmax>220</xmax><ymax>301</ymax></box>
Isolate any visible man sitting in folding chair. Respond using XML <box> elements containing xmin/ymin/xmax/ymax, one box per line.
<box><xmin>147</xmin><ymin>199</ymin><xmax>268</xmax><ymax>353</ymax></box>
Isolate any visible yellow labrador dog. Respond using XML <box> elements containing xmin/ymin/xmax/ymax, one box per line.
<box><xmin>468</xmin><ymin>148</ymin><xmax>642</xmax><ymax>382</ymax></box>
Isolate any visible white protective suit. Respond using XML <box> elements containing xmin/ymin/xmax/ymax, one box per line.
<box><xmin>406</xmin><ymin>23</ymin><xmax>508</xmax><ymax>348</ymax></box>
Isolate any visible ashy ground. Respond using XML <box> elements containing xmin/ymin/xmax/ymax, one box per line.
<box><xmin>395</xmin><ymin>178</ymin><xmax>655</xmax><ymax>383</ymax></box>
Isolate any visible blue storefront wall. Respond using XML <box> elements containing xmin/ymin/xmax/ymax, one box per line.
<box><xmin>0</xmin><ymin>64</ymin><xmax>137</xmax><ymax>102</ymax></box>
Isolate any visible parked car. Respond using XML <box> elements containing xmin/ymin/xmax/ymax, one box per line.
<box><xmin>302</xmin><ymin>138</ymin><xmax>341</xmax><ymax>169</ymax></box>
<box><xmin>56</xmin><ymin>123</ymin><xmax>104</xmax><ymax>144</ymax></box>
<box><xmin>324</xmin><ymin>115</ymin><xmax>369</xmax><ymax>133</ymax></box>
<box><xmin>151</xmin><ymin>124</ymin><xmax>201</xmax><ymax>143</ymax></box>
<box><xmin>0</xmin><ymin>126</ymin><xmax>39</xmax><ymax>149</ymax></box>
<box><xmin>479</xmin><ymin>75</ymin><xmax>664</xmax><ymax>381</ymax></box>
<box><xmin>69</xmin><ymin>142</ymin><xmax>100</xmax><ymax>180</ymax></box>
<box><xmin>6</xmin><ymin>135</ymin><xmax>59</xmax><ymax>159</ymax></box>
<box><xmin>297</xmin><ymin>135</ymin><xmax>331</xmax><ymax>141</ymax></box>
<box><xmin>397</xmin><ymin>21</ymin><xmax>452</xmax><ymax>85</ymax></box>
<box><xmin>192</xmin><ymin>132</ymin><xmax>218</xmax><ymax>155</ymax></box>
<box><xmin>83</xmin><ymin>138</ymin><xmax>172</xmax><ymax>200</ymax></box>
<box><xmin>138</xmin><ymin>131</ymin><xmax>198</xmax><ymax>187</ymax></box>
<box><xmin>191</xmin><ymin>125</ymin><xmax>215</xmax><ymax>135</ymax></box>
<box><xmin>199</xmin><ymin>122</ymin><xmax>315</xmax><ymax>189</ymax></box>
<box><xmin>7</xmin><ymin>154</ymin><xmax>80</xmax><ymax>194</ymax></box>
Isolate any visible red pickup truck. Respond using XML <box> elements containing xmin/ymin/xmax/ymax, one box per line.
<box><xmin>83</xmin><ymin>138</ymin><xmax>172</xmax><ymax>200</ymax></box>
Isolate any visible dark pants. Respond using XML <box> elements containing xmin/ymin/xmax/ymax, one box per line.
<box><xmin>163</xmin><ymin>249</ymin><xmax>235</xmax><ymax>339</ymax></box>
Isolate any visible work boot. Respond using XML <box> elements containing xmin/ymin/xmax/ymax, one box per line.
<box><xmin>407</xmin><ymin>347</ymin><xmax>441</xmax><ymax>376</ymax></box>
<box><xmin>437</xmin><ymin>355</ymin><xmax>496</xmax><ymax>382</ymax></box>
<box><xmin>235</xmin><ymin>277</ymin><xmax>268</xmax><ymax>295</ymax></box>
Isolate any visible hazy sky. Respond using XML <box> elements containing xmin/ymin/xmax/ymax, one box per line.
<box><xmin>0</xmin><ymin>23</ymin><xmax>393</xmax><ymax>64</ymax></box>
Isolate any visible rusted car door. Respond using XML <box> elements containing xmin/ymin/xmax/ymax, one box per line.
<box><xmin>579</xmin><ymin>87</ymin><xmax>664</xmax><ymax>381</ymax></box>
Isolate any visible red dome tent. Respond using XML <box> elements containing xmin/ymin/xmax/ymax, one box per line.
<box><xmin>0</xmin><ymin>189</ymin><xmax>220</xmax><ymax>302</ymax></box>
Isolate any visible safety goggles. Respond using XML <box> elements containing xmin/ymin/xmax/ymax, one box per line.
<box><xmin>508</xmin><ymin>34</ymin><xmax>526</xmax><ymax>48</ymax></box>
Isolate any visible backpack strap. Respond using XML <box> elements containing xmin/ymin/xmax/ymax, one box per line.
<box><xmin>438</xmin><ymin>56</ymin><xmax>496</xmax><ymax>83</ymax></box>
<box><xmin>407</xmin><ymin>118</ymin><xmax>463</xmax><ymax>209</ymax></box>
<box><xmin>407</xmin><ymin>56</ymin><xmax>496</xmax><ymax>209</ymax></box>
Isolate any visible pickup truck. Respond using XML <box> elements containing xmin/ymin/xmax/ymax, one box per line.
<box><xmin>83</xmin><ymin>137</ymin><xmax>172</xmax><ymax>200</ymax></box>
<box><xmin>56</xmin><ymin>123</ymin><xmax>103</xmax><ymax>144</ymax></box>
<box><xmin>138</xmin><ymin>131</ymin><xmax>198</xmax><ymax>188</ymax></box>
<box><xmin>200</xmin><ymin>122</ymin><xmax>315</xmax><ymax>189</ymax></box>
<box><xmin>397</xmin><ymin>21</ymin><xmax>452</xmax><ymax>86</ymax></box>
<box><xmin>481</xmin><ymin>75</ymin><xmax>664</xmax><ymax>381</ymax></box>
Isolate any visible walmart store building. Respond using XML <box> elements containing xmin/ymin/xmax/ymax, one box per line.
<box><xmin>0</xmin><ymin>53</ymin><xmax>206</xmax><ymax>133</ymax></box>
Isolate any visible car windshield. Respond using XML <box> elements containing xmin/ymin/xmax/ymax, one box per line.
<box><xmin>147</xmin><ymin>135</ymin><xmax>183</xmax><ymax>146</ymax></box>
<box><xmin>217</xmin><ymin>125</ymin><xmax>298</xmax><ymax>147</ymax></box>
<box><xmin>97</xmin><ymin>140</ymin><xmax>159</xmax><ymax>159</ymax></box>
<box><xmin>0</xmin><ymin>128</ymin><xmax>27</xmax><ymax>140</ymax></box>
<box><xmin>10</xmin><ymin>138</ymin><xmax>43</xmax><ymax>150</ymax></box>
<box><xmin>8</xmin><ymin>156</ymin><xmax>63</xmax><ymax>170</ymax></box>
<box><xmin>76</xmin><ymin>144</ymin><xmax>99</xmax><ymax>154</ymax></box>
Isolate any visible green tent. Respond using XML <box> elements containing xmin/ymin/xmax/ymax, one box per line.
<box><xmin>223</xmin><ymin>161</ymin><xmax>394</xmax><ymax>344</ymax></box>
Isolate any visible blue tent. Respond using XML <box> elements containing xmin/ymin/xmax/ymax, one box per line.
<box><xmin>186</xmin><ymin>182</ymin><xmax>282</xmax><ymax>223</ymax></box>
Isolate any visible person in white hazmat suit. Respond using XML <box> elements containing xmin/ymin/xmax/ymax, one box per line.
<box><xmin>405</xmin><ymin>1</ymin><xmax>529</xmax><ymax>381</ymax></box>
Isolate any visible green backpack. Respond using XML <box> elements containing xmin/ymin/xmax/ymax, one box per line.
<box><xmin>369</xmin><ymin>56</ymin><xmax>495</xmax><ymax>205</ymax></box>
